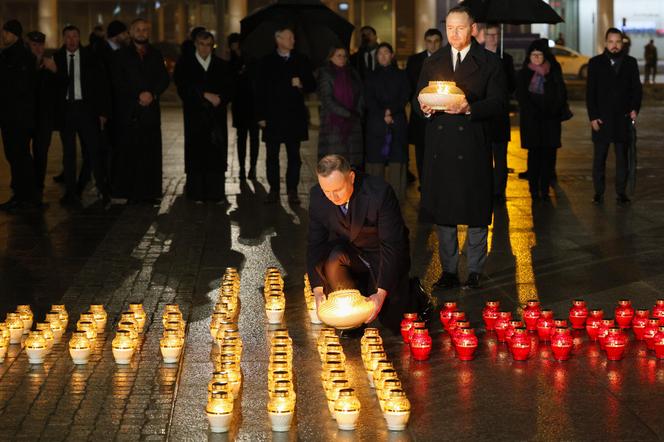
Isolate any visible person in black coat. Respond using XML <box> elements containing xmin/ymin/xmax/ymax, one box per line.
<box><xmin>515</xmin><ymin>39</ymin><xmax>567</xmax><ymax>201</ymax></box>
<box><xmin>364</xmin><ymin>43</ymin><xmax>411</xmax><ymax>201</ymax></box>
<box><xmin>406</xmin><ymin>28</ymin><xmax>442</xmax><ymax>186</ymax></box>
<box><xmin>0</xmin><ymin>20</ymin><xmax>39</xmax><ymax>210</ymax></box>
<box><xmin>54</xmin><ymin>25</ymin><xmax>112</xmax><ymax>205</ymax></box>
<box><xmin>228</xmin><ymin>33</ymin><xmax>259</xmax><ymax>180</ymax></box>
<box><xmin>415</xmin><ymin>6</ymin><xmax>506</xmax><ymax>290</ymax></box>
<box><xmin>586</xmin><ymin>28</ymin><xmax>642</xmax><ymax>205</ymax></box>
<box><xmin>111</xmin><ymin>18</ymin><xmax>169</xmax><ymax>203</ymax></box>
<box><xmin>307</xmin><ymin>155</ymin><xmax>411</xmax><ymax>332</ymax></box>
<box><xmin>174</xmin><ymin>31</ymin><xmax>234</xmax><ymax>202</ymax></box>
<box><xmin>255</xmin><ymin>27</ymin><xmax>315</xmax><ymax>204</ymax></box>
<box><xmin>349</xmin><ymin>26</ymin><xmax>379</xmax><ymax>81</ymax></box>
<box><xmin>26</xmin><ymin>31</ymin><xmax>58</xmax><ymax>203</ymax></box>
<box><xmin>484</xmin><ymin>24</ymin><xmax>516</xmax><ymax>201</ymax></box>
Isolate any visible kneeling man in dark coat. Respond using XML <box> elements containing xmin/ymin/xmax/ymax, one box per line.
<box><xmin>307</xmin><ymin>154</ymin><xmax>411</xmax><ymax>332</ymax></box>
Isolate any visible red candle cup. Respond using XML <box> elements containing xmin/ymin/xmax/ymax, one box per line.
<box><xmin>598</xmin><ymin>318</ymin><xmax>616</xmax><ymax>350</ymax></box>
<box><xmin>554</xmin><ymin>319</ymin><xmax>568</xmax><ymax>329</ymax></box>
<box><xmin>586</xmin><ymin>309</ymin><xmax>604</xmax><ymax>341</ymax></box>
<box><xmin>506</xmin><ymin>320</ymin><xmax>524</xmax><ymax>344</ymax></box>
<box><xmin>452</xmin><ymin>320</ymin><xmax>471</xmax><ymax>348</ymax></box>
<box><xmin>447</xmin><ymin>311</ymin><xmax>466</xmax><ymax>335</ymax></box>
<box><xmin>644</xmin><ymin>318</ymin><xmax>660</xmax><ymax>351</ymax></box>
<box><xmin>569</xmin><ymin>299</ymin><xmax>588</xmax><ymax>330</ymax></box>
<box><xmin>632</xmin><ymin>309</ymin><xmax>650</xmax><ymax>341</ymax></box>
<box><xmin>482</xmin><ymin>301</ymin><xmax>500</xmax><ymax>331</ymax></box>
<box><xmin>615</xmin><ymin>299</ymin><xmax>635</xmax><ymax>329</ymax></box>
<box><xmin>495</xmin><ymin>312</ymin><xmax>512</xmax><ymax>343</ymax></box>
<box><xmin>455</xmin><ymin>327</ymin><xmax>478</xmax><ymax>361</ymax></box>
<box><xmin>509</xmin><ymin>328</ymin><xmax>532</xmax><ymax>361</ymax></box>
<box><xmin>653</xmin><ymin>326</ymin><xmax>664</xmax><ymax>359</ymax></box>
<box><xmin>604</xmin><ymin>328</ymin><xmax>628</xmax><ymax>361</ymax></box>
<box><xmin>439</xmin><ymin>302</ymin><xmax>457</xmax><ymax>331</ymax></box>
<box><xmin>408</xmin><ymin>321</ymin><xmax>426</xmax><ymax>344</ymax></box>
<box><xmin>410</xmin><ymin>328</ymin><xmax>432</xmax><ymax>361</ymax></box>
<box><xmin>400</xmin><ymin>313</ymin><xmax>419</xmax><ymax>343</ymax></box>
<box><xmin>522</xmin><ymin>300</ymin><xmax>541</xmax><ymax>332</ymax></box>
<box><xmin>551</xmin><ymin>327</ymin><xmax>574</xmax><ymax>361</ymax></box>
<box><xmin>536</xmin><ymin>310</ymin><xmax>555</xmax><ymax>342</ymax></box>
<box><xmin>652</xmin><ymin>299</ymin><xmax>664</xmax><ymax>322</ymax></box>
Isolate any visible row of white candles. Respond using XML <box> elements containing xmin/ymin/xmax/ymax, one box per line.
<box><xmin>265</xmin><ymin>267</ymin><xmax>286</xmax><ymax>324</ymax></box>
<box><xmin>206</xmin><ymin>267</ymin><xmax>243</xmax><ymax>433</ymax></box>
<box><xmin>304</xmin><ymin>274</ymin><xmax>323</xmax><ymax>324</ymax></box>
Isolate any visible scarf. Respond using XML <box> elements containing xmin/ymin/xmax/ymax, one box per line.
<box><xmin>327</xmin><ymin>65</ymin><xmax>355</xmax><ymax>143</ymax></box>
<box><xmin>527</xmin><ymin>60</ymin><xmax>550</xmax><ymax>95</ymax></box>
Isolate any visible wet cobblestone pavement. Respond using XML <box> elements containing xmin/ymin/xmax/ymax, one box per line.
<box><xmin>1</xmin><ymin>102</ymin><xmax>664</xmax><ymax>441</ymax></box>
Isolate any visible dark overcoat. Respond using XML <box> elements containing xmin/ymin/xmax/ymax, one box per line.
<box><xmin>515</xmin><ymin>64</ymin><xmax>566</xmax><ymax>149</ymax></box>
<box><xmin>229</xmin><ymin>51</ymin><xmax>257</xmax><ymax>129</ymax></box>
<box><xmin>364</xmin><ymin>64</ymin><xmax>411</xmax><ymax>164</ymax></box>
<box><xmin>307</xmin><ymin>172</ymin><xmax>411</xmax><ymax>330</ymax></box>
<box><xmin>414</xmin><ymin>41</ymin><xmax>506</xmax><ymax>226</ymax></box>
<box><xmin>254</xmin><ymin>51</ymin><xmax>315</xmax><ymax>144</ymax></box>
<box><xmin>406</xmin><ymin>50</ymin><xmax>429</xmax><ymax>146</ymax></box>
<box><xmin>317</xmin><ymin>64</ymin><xmax>364</xmax><ymax>164</ymax></box>
<box><xmin>488</xmin><ymin>51</ymin><xmax>515</xmax><ymax>143</ymax></box>
<box><xmin>586</xmin><ymin>51</ymin><xmax>642</xmax><ymax>144</ymax></box>
<box><xmin>111</xmin><ymin>43</ymin><xmax>169</xmax><ymax>200</ymax></box>
<box><xmin>174</xmin><ymin>54</ymin><xmax>234</xmax><ymax>175</ymax></box>
<box><xmin>0</xmin><ymin>41</ymin><xmax>36</xmax><ymax>130</ymax></box>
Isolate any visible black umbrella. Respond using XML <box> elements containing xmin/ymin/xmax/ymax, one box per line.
<box><xmin>240</xmin><ymin>0</ymin><xmax>354</xmax><ymax>67</ymax></box>
<box><xmin>459</xmin><ymin>0</ymin><xmax>563</xmax><ymax>25</ymax></box>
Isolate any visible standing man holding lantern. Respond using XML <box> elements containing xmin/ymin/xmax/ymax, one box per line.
<box><xmin>415</xmin><ymin>6</ymin><xmax>506</xmax><ymax>290</ymax></box>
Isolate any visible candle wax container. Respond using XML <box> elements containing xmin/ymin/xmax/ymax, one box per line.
<box><xmin>206</xmin><ymin>390</ymin><xmax>233</xmax><ymax>433</ymax></box>
<box><xmin>382</xmin><ymin>389</ymin><xmax>410</xmax><ymax>431</ymax></box>
<box><xmin>160</xmin><ymin>336</ymin><xmax>183</xmax><ymax>364</ymax></box>
<box><xmin>68</xmin><ymin>330</ymin><xmax>91</xmax><ymax>364</ymax></box>
<box><xmin>267</xmin><ymin>389</ymin><xmax>295</xmax><ymax>432</ymax></box>
<box><xmin>112</xmin><ymin>330</ymin><xmax>134</xmax><ymax>365</ymax></box>
<box><xmin>400</xmin><ymin>313</ymin><xmax>418</xmax><ymax>343</ymax></box>
<box><xmin>6</xmin><ymin>313</ymin><xmax>24</xmax><ymax>344</ymax></box>
<box><xmin>569</xmin><ymin>299</ymin><xmax>588</xmax><ymax>329</ymax></box>
<box><xmin>334</xmin><ymin>388</ymin><xmax>361</xmax><ymax>430</ymax></box>
<box><xmin>482</xmin><ymin>301</ymin><xmax>500</xmax><ymax>331</ymax></box>
<box><xmin>25</xmin><ymin>331</ymin><xmax>48</xmax><ymax>364</ymax></box>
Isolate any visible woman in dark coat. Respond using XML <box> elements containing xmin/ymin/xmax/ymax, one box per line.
<box><xmin>364</xmin><ymin>43</ymin><xmax>411</xmax><ymax>200</ymax></box>
<box><xmin>317</xmin><ymin>46</ymin><xmax>364</xmax><ymax>167</ymax></box>
<box><xmin>174</xmin><ymin>31</ymin><xmax>234</xmax><ymax>202</ymax></box>
<box><xmin>516</xmin><ymin>39</ymin><xmax>567</xmax><ymax>200</ymax></box>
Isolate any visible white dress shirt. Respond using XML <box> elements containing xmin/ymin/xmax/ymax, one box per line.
<box><xmin>67</xmin><ymin>49</ymin><xmax>82</xmax><ymax>100</ymax></box>
<box><xmin>195</xmin><ymin>52</ymin><xmax>211</xmax><ymax>72</ymax></box>
<box><xmin>452</xmin><ymin>44</ymin><xmax>471</xmax><ymax>71</ymax></box>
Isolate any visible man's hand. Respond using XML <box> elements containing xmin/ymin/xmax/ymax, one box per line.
<box><xmin>365</xmin><ymin>288</ymin><xmax>388</xmax><ymax>324</ymax></box>
<box><xmin>42</xmin><ymin>57</ymin><xmax>57</xmax><ymax>73</ymax></box>
<box><xmin>591</xmin><ymin>119</ymin><xmax>603</xmax><ymax>132</ymax></box>
<box><xmin>138</xmin><ymin>91</ymin><xmax>154</xmax><ymax>107</ymax></box>
<box><xmin>630</xmin><ymin>110</ymin><xmax>638</xmax><ymax>122</ymax></box>
<box><xmin>203</xmin><ymin>92</ymin><xmax>221</xmax><ymax>107</ymax></box>
<box><xmin>258</xmin><ymin>120</ymin><xmax>267</xmax><ymax>129</ymax></box>
<box><xmin>99</xmin><ymin>115</ymin><xmax>107</xmax><ymax>130</ymax></box>
<box><xmin>313</xmin><ymin>286</ymin><xmax>326</xmax><ymax>311</ymax></box>
<box><xmin>291</xmin><ymin>77</ymin><xmax>302</xmax><ymax>88</ymax></box>
<box><xmin>445</xmin><ymin>97</ymin><xmax>470</xmax><ymax>115</ymax></box>
<box><xmin>418</xmin><ymin>100</ymin><xmax>433</xmax><ymax>115</ymax></box>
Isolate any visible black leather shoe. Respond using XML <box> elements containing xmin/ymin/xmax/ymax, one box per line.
<box><xmin>592</xmin><ymin>194</ymin><xmax>603</xmax><ymax>205</ymax></box>
<box><xmin>247</xmin><ymin>168</ymin><xmax>257</xmax><ymax>180</ymax></box>
<box><xmin>518</xmin><ymin>171</ymin><xmax>529</xmax><ymax>180</ymax></box>
<box><xmin>616</xmin><ymin>194</ymin><xmax>631</xmax><ymax>205</ymax></box>
<box><xmin>464</xmin><ymin>272</ymin><xmax>482</xmax><ymax>290</ymax></box>
<box><xmin>433</xmin><ymin>273</ymin><xmax>460</xmax><ymax>289</ymax></box>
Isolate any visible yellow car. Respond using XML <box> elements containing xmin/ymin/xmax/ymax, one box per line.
<box><xmin>551</xmin><ymin>44</ymin><xmax>590</xmax><ymax>79</ymax></box>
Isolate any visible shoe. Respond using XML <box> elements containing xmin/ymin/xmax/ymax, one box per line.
<box><xmin>463</xmin><ymin>272</ymin><xmax>482</xmax><ymax>290</ymax></box>
<box><xmin>410</xmin><ymin>277</ymin><xmax>435</xmax><ymax>323</ymax></box>
<box><xmin>59</xmin><ymin>192</ymin><xmax>80</xmax><ymax>206</ymax></box>
<box><xmin>53</xmin><ymin>172</ymin><xmax>65</xmax><ymax>183</ymax></box>
<box><xmin>264</xmin><ymin>192</ymin><xmax>279</xmax><ymax>204</ymax></box>
<box><xmin>616</xmin><ymin>194</ymin><xmax>631</xmax><ymax>205</ymax></box>
<box><xmin>433</xmin><ymin>272</ymin><xmax>460</xmax><ymax>289</ymax></box>
<box><xmin>248</xmin><ymin>167</ymin><xmax>257</xmax><ymax>180</ymax></box>
<box><xmin>518</xmin><ymin>171</ymin><xmax>529</xmax><ymax>180</ymax></box>
<box><xmin>592</xmin><ymin>194</ymin><xmax>604</xmax><ymax>205</ymax></box>
<box><xmin>239</xmin><ymin>168</ymin><xmax>246</xmax><ymax>180</ymax></box>
<box><xmin>288</xmin><ymin>192</ymin><xmax>301</xmax><ymax>205</ymax></box>
<box><xmin>339</xmin><ymin>326</ymin><xmax>366</xmax><ymax>339</ymax></box>
<box><xmin>0</xmin><ymin>197</ymin><xmax>19</xmax><ymax>211</ymax></box>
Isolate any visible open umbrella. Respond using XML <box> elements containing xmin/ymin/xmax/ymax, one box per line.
<box><xmin>240</xmin><ymin>0</ymin><xmax>354</xmax><ymax>67</ymax></box>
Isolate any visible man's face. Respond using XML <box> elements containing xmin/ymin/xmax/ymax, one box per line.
<box><xmin>484</xmin><ymin>27</ymin><xmax>499</xmax><ymax>50</ymax></box>
<box><xmin>606</xmin><ymin>33</ymin><xmax>623</xmax><ymax>53</ymax></box>
<box><xmin>318</xmin><ymin>170</ymin><xmax>355</xmax><ymax>206</ymax></box>
<box><xmin>376</xmin><ymin>46</ymin><xmax>393</xmax><ymax>67</ymax></box>
<box><xmin>28</xmin><ymin>41</ymin><xmax>45</xmax><ymax>59</ymax></box>
<box><xmin>1</xmin><ymin>30</ymin><xmax>17</xmax><ymax>46</ymax></box>
<box><xmin>230</xmin><ymin>41</ymin><xmax>240</xmax><ymax>53</ymax></box>
<box><xmin>195</xmin><ymin>37</ymin><xmax>213</xmax><ymax>59</ymax></box>
<box><xmin>446</xmin><ymin>12</ymin><xmax>475</xmax><ymax>51</ymax></box>
<box><xmin>361</xmin><ymin>29</ymin><xmax>377</xmax><ymax>47</ymax></box>
<box><xmin>424</xmin><ymin>34</ymin><xmax>442</xmax><ymax>54</ymax></box>
<box><xmin>64</xmin><ymin>30</ymin><xmax>80</xmax><ymax>52</ymax></box>
<box><xmin>114</xmin><ymin>30</ymin><xmax>130</xmax><ymax>46</ymax></box>
<box><xmin>131</xmin><ymin>21</ymin><xmax>150</xmax><ymax>44</ymax></box>
<box><xmin>276</xmin><ymin>29</ymin><xmax>295</xmax><ymax>51</ymax></box>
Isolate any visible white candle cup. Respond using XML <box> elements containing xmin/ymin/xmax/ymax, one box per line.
<box><xmin>308</xmin><ymin>308</ymin><xmax>323</xmax><ymax>324</ymax></box>
<box><xmin>9</xmin><ymin>328</ymin><xmax>23</xmax><ymax>345</ymax></box>
<box><xmin>26</xmin><ymin>347</ymin><xmax>47</xmax><ymax>364</ymax></box>
<box><xmin>335</xmin><ymin>410</ymin><xmax>360</xmax><ymax>431</ymax></box>
<box><xmin>384</xmin><ymin>411</ymin><xmax>410</xmax><ymax>431</ymax></box>
<box><xmin>160</xmin><ymin>345</ymin><xmax>182</xmax><ymax>364</ymax></box>
<box><xmin>266</xmin><ymin>310</ymin><xmax>284</xmax><ymax>324</ymax></box>
<box><xmin>207</xmin><ymin>412</ymin><xmax>232</xmax><ymax>433</ymax></box>
<box><xmin>69</xmin><ymin>347</ymin><xmax>91</xmax><ymax>365</ymax></box>
<box><xmin>112</xmin><ymin>347</ymin><xmax>134</xmax><ymax>365</ymax></box>
<box><xmin>268</xmin><ymin>411</ymin><xmax>294</xmax><ymax>432</ymax></box>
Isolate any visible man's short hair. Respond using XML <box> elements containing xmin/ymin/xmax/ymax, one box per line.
<box><xmin>317</xmin><ymin>155</ymin><xmax>351</xmax><ymax>177</ymax></box>
<box><xmin>424</xmin><ymin>28</ymin><xmax>442</xmax><ymax>40</ymax></box>
<box><xmin>605</xmin><ymin>27</ymin><xmax>623</xmax><ymax>40</ymax></box>
<box><xmin>485</xmin><ymin>23</ymin><xmax>500</xmax><ymax>32</ymax></box>
<box><xmin>195</xmin><ymin>30</ymin><xmax>214</xmax><ymax>42</ymax></box>
<box><xmin>360</xmin><ymin>25</ymin><xmax>377</xmax><ymax>35</ymax></box>
<box><xmin>274</xmin><ymin>27</ymin><xmax>293</xmax><ymax>39</ymax></box>
<box><xmin>62</xmin><ymin>25</ymin><xmax>80</xmax><ymax>36</ymax></box>
<box><xmin>446</xmin><ymin>5</ymin><xmax>475</xmax><ymax>23</ymax></box>
<box><xmin>131</xmin><ymin>18</ymin><xmax>149</xmax><ymax>27</ymax></box>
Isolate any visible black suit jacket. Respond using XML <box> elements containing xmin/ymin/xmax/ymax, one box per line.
<box><xmin>586</xmin><ymin>51</ymin><xmax>642</xmax><ymax>143</ymax></box>
<box><xmin>54</xmin><ymin>46</ymin><xmax>111</xmax><ymax>120</ymax></box>
<box><xmin>406</xmin><ymin>50</ymin><xmax>429</xmax><ymax>145</ymax></box>
<box><xmin>350</xmin><ymin>47</ymin><xmax>376</xmax><ymax>80</ymax></box>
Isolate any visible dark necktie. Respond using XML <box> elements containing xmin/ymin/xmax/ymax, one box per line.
<box><xmin>455</xmin><ymin>51</ymin><xmax>461</xmax><ymax>72</ymax></box>
<box><xmin>67</xmin><ymin>54</ymin><xmax>75</xmax><ymax>101</ymax></box>
<box><xmin>340</xmin><ymin>203</ymin><xmax>348</xmax><ymax>216</ymax></box>
<box><xmin>367</xmin><ymin>51</ymin><xmax>373</xmax><ymax>71</ymax></box>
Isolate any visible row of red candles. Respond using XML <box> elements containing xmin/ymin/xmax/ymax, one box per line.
<box><xmin>400</xmin><ymin>299</ymin><xmax>664</xmax><ymax>362</ymax></box>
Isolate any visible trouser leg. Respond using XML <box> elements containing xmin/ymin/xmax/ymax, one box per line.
<box><xmin>323</xmin><ymin>244</ymin><xmax>371</xmax><ymax>293</ymax></box>
<box><xmin>31</xmin><ymin>127</ymin><xmax>52</xmax><ymax>199</ymax></box>
<box><xmin>415</xmin><ymin>143</ymin><xmax>425</xmax><ymax>183</ymax></box>
<box><xmin>492</xmin><ymin>141</ymin><xmax>508</xmax><ymax>197</ymax></box>
<box><xmin>249</xmin><ymin>126</ymin><xmax>259</xmax><ymax>170</ymax></box>
<box><xmin>236</xmin><ymin>126</ymin><xmax>248</xmax><ymax>172</ymax></box>
<box><xmin>265</xmin><ymin>142</ymin><xmax>280</xmax><ymax>193</ymax></box>
<box><xmin>2</xmin><ymin>128</ymin><xmax>36</xmax><ymax>202</ymax></box>
<box><xmin>386</xmin><ymin>162</ymin><xmax>406</xmax><ymax>200</ymax></box>
<box><xmin>527</xmin><ymin>148</ymin><xmax>541</xmax><ymax>196</ymax></box>
<box><xmin>76</xmin><ymin>109</ymin><xmax>107</xmax><ymax>197</ymax></box>
<box><xmin>60</xmin><ymin>115</ymin><xmax>78</xmax><ymax>195</ymax></box>
<box><xmin>365</xmin><ymin>162</ymin><xmax>385</xmax><ymax>181</ymax></box>
<box><xmin>614</xmin><ymin>142</ymin><xmax>628</xmax><ymax>195</ymax></box>
<box><xmin>466</xmin><ymin>226</ymin><xmax>489</xmax><ymax>274</ymax></box>
<box><xmin>285</xmin><ymin>141</ymin><xmax>301</xmax><ymax>194</ymax></box>
<box><xmin>436</xmin><ymin>224</ymin><xmax>459</xmax><ymax>274</ymax></box>
<box><xmin>592</xmin><ymin>142</ymin><xmax>610</xmax><ymax>196</ymax></box>
<box><xmin>540</xmin><ymin>146</ymin><xmax>556</xmax><ymax>196</ymax></box>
